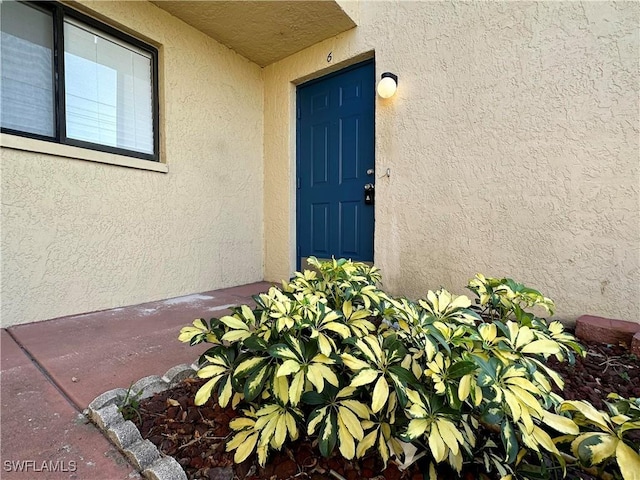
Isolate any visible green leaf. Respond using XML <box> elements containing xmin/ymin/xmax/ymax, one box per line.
<box><xmin>571</xmin><ymin>432</ymin><xmax>618</xmax><ymax>466</ymax></box>
<box><xmin>307</xmin><ymin>406</ymin><xmax>328</xmax><ymax>435</ymax></box>
<box><xmin>481</xmin><ymin>403</ymin><xmax>504</xmax><ymax>425</ymax></box>
<box><xmin>268</xmin><ymin>344</ymin><xmax>300</xmax><ymax>361</ymax></box>
<box><xmin>477</xmin><ymin>372</ymin><xmax>494</xmax><ymax>387</ymax></box>
<box><xmin>387</xmin><ymin>365</ymin><xmax>417</xmax><ymax>385</ymax></box>
<box><xmin>501</xmin><ymin>420</ymin><xmax>518</xmax><ymax>463</ymax></box>
<box><xmin>244</xmin><ymin>335</ymin><xmax>268</xmax><ymax>351</ymax></box>
<box><xmin>244</xmin><ymin>365</ymin><xmax>270</xmax><ymax>401</ymax></box>
<box><xmin>514</xmin><ymin>464</ymin><xmax>548</xmax><ymax>479</ymax></box>
<box><xmin>302</xmin><ymin>391</ymin><xmax>327</xmax><ymax>405</ymax></box>
<box><xmin>318</xmin><ymin>413</ymin><xmax>338</xmax><ymax>457</ymax></box>
<box><xmin>234</xmin><ymin>357</ymin><xmax>268</xmax><ymax>378</ymax></box>
<box><xmin>447</xmin><ymin>361</ymin><xmax>477</xmax><ymax>379</ymax></box>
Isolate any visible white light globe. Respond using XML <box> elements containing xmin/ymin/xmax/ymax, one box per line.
<box><xmin>377</xmin><ymin>76</ymin><xmax>397</xmax><ymax>98</ymax></box>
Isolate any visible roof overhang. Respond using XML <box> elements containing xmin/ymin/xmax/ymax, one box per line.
<box><xmin>150</xmin><ymin>1</ymin><xmax>358</xmax><ymax>67</ymax></box>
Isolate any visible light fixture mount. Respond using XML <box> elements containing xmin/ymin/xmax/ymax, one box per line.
<box><xmin>381</xmin><ymin>72</ymin><xmax>398</xmax><ymax>84</ymax></box>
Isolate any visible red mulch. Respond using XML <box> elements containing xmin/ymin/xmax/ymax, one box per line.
<box><xmin>132</xmin><ymin>339</ymin><xmax>640</xmax><ymax>480</ymax></box>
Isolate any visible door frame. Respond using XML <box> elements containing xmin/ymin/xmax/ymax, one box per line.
<box><xmin>295</xmin><ymin>58</ymin><xmax>376</xmax><ymax>271</ymax></box>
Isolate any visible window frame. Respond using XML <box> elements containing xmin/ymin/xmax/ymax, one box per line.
<box><xmin>1</xmin><ymin>1</ymin><xmax>160</xmax><ymax>162</ymax></box>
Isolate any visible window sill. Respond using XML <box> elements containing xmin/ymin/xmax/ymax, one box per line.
<box><xmin>0</xmin><ymin>133</ymin><xmax>168</xmax><ymax>173</ymax></box>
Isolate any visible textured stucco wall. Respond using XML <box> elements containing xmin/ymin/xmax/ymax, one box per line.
<box><xmin>1</xmin><ymin>0</ymin><xmax>264</xmax><ymax>326</ymax></box>
<box><xmin>263</xmin><ymin>1</ymin><xmax>640</xmax><ymax>323</ymax></box>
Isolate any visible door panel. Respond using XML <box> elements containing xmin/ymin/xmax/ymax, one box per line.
<box><xmin>297</xmin><ymin>60</ymin><xmax>375</xmax><ymax>268</ymax></box>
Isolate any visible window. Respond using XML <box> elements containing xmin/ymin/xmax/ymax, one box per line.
<box><xmin>1</xmin><ymin>1</ymin><xmax>159</xmax><ymax>161</ymax></box>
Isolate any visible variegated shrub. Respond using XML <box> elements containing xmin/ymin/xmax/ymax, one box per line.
<box><xmin>179</xmin><ymin>258</ymin><xmax>640</xmax><ymax>479</ymax></box>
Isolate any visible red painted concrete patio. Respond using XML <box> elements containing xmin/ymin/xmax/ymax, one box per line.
<box><xmin>0</xmin><ymin>281</ymin><xmax>271</xmax><ymax>479</ymax></box>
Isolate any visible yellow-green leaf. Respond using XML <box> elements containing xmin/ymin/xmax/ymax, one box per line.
<box><xmin>235</xmin><ymin>357</ymin><xmax>266</xmax><ymax>377</ymax></box>
<box><xmin>338</xmin><ymin>415</ymin><xmax>356</xmax><ymax>459</ymax></box>
<box><xmin>219</xmin><ymin>315</ymin><xmax>249</xmax><ymax>330</ymax></box>
<box><xmin>541</xmin><ymin>411</ymin><xmax>579</xmax><ymax>435</ymax></box>
<box><xmin>276</xmin><ymin>359</ymin><xmax>301</xmax><ymax>377</ymax></box>
<box><xmin>323</xmin><ymin>322</ymin><xmax>351</xmax><ymax>338</ymax></box>
<box><xmin>520</xmin><ymin>339</ymin><xmax>560</xmax><ymax>355</ymax></box>
<box><xmin>560</xmin><ymin>401</ymin><xmax>613</xmax><ymax>433</ymax></box>
<box><xmin>515</xmin><ymin>326</ymin><xmax>535</xmax><ymax>350</ymax></box>
<box><xmin>308</xmin><ymin>407</ymin><xmax>327</xmax><ymax>435</ymax></box>
<box><xmin>342</xmin><ymin>353</ymin><xmax>371</xmax><ymax>371</ymax></box>
<box><xmin>337</xmin><ymin>386</ymin><xmax>357</xmax><ymax>399</ymax></box>
<box><xmin>317</xmin><ymin>334</ymin><xmax>333</xmax><ymax>356</ymax></box>
<box><xmin>229</xmin><ymin>417</ymin><xmax>254</xmax><ymax>431</ymax></box>
<box><xmin>429</xmin><ymin>462</ymin><xmax>437</xmax><ymax>480</ymax></box>
<box><xmin>219</xmin><ymin>376</ymin><xmax>233</xmax><ymax>407</ymax></box>
<box><xmin>350</xmin><ymin>368</ymin><xmax>379</xmax><ymax>387</ymax></box>
<box><xmin>428</xmin><ymin>422</ymin><xmax>447</xmax><ymax>463</ymax></box>
<box><xmin>503</xmin><ymin>389</ymin><xmax>522</xmax><ymax>422</ymax></box>
<box><xmin>505</xmin><ymin>376</ymin><xmax>540</xmax><ymax>394</ymax></box>
<box><xmin>274</xmin><ymin>414</ymin><xmax>287</xmax><ymax>448</ymax></box>
<box><xmin>341</xmin><ymin>400</ymin><xmax>371</xmax><ymax>420</ymax></box>
<box><xmin>338</xmin><ymin>406</ymin><xmax>364</xmax><ymax>440</ymax></box>
<box><xmin>343</xmin><ymin>301</ymin><xmax>353</xmax><ymax>319</ymax></box>
<box><xmin>372</xmin><ymin>376</ymin><xmax>389</xmax><ymax>414</ymax></box>
<box><xmin>312</xmin><ymin>353</ymin><xmax>336</xmax><ymax>365</ymax></box>
<box><xmin>290</xmin><ymin>371</ymin><xmax>305</xmax><ymax>405</ymax></box>
<box><xmin>226</xmin><ymin>429</ymin><xmax>253</xmax><ymax>451</ymax></box>
<box><xmin>273</xmin><ymin>375</ymin><xmax>289</xmax><ymax>404</ymax></box>
<box><xmin>195</xmin><ymin>377</ymin><xmax>220</xmax><ymax>406</ymax></box>
<box><xmin>616</xmin><ymin>439</ymin><xmax>640</xmax><ymax>480</ymax></box>
<box><xmin>286</xmin><ymin>412</ymin><xmax>299</xmax><ymax>440</ymax></box>
<box><xmin>241</xmin><ymin>305</ymin><xmax>255</xmax><ymax>322</ymax></box>
<box><xmin>356</xmin><ymin>429</ymin><xmax>378</xmax><ymax>458</ymax></box>
<box><xmin>532</xmin><ymin>425</ymin><xmax>559</xmax><ymax>455</ymax></box>
<box><xmin>363</xmin><ymin>336</ymin><xmax>384</xmax><ymax>363</ymax></box>
<box><xmin>507</xmin><ymin>385</ymin><xmax>543</xmax><ymax>417</ymax></box>
<box><xmin>458</xmin><ymin>374</ymin><xmax>471</xmax><ymax>402</ymax></box>
<box><xmin>197</xmin><ymin>365</ymin><xmax>226</xmax><ymax>378</ymax></box>
<box><xmin>378</xmin><ymin>432</ymin><xmax>390</xmax><ymax>465</ymax></box>
<box><xmin>436</xmin><ymin>418</ymin><xmax>463</xmax><ymax>455</ymax></box>
<box><xmin>233</xmin><ymin>432</ymin><xmax>258</xmax><ymax>463</ymax></box>
<box><xmin>221</xmin><ymin>330</ymin><xmax>251</xmax><ymax>342</ymax></box>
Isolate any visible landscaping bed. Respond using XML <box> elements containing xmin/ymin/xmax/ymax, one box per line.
<box><xmin>132</xmin><ymin>338</ymin><xmax>640</xmax><ymax>480</ymax></box>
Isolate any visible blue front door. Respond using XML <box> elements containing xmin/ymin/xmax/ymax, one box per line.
<box><xmin>296</xmin><ymin>60</ymin><xmax>375</xmax><ymax>268</ymax></box>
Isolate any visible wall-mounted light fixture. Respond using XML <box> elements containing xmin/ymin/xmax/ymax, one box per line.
<box><xmin>377</xmin><ymin>72</ymin><xmax>398</xmax><ymax>98</ymax></box>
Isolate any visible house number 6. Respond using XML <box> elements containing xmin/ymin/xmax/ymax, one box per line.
<box><xmin>327</xmin><ymin>51</ymin><xmax>332</xmax><ymax>63</ymax></box>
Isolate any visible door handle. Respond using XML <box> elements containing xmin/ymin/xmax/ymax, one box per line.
<box><xmin>364</xmin><ymin>183</ymin><xmax>374</xmax><ymax>191</ymax></box>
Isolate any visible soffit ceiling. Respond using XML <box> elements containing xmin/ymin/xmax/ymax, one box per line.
<box><xmin>150</xmin><ymin>1</ymin><xmax>357</xmax><ymax>67</ymax></box>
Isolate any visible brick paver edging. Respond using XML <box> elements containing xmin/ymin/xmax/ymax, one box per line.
<box><xmin>85</xmin><ymin>363</ymin><xmax>213</xmax><ymax>480</ymax></box>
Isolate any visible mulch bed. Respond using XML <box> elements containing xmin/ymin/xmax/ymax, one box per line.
<box><xmin>132</xmin><ymin>339</ymin><xmax>640</xmax><ymax>480</ymax></box>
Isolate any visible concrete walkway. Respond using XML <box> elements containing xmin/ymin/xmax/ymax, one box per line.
<box><xmin>1</xmin><ymin>282</ymin><xmax>271</xmax><ymax>479</ymax></box>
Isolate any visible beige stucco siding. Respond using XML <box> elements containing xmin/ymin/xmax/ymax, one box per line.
<box><xmin>263</xmin><ymin>1</ymin><xmax>640</xmax><ymax>322</ymax></box>
<box><xmin>1</xmin><ymin>1</ymin><xmax>264</xmax><ymax>326</ymax></box>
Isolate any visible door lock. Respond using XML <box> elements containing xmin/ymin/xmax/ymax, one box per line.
<box><xmin>364</xmin><ymin>183</ymin><xmax>375</xmax><ymax>205</ymax></box>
